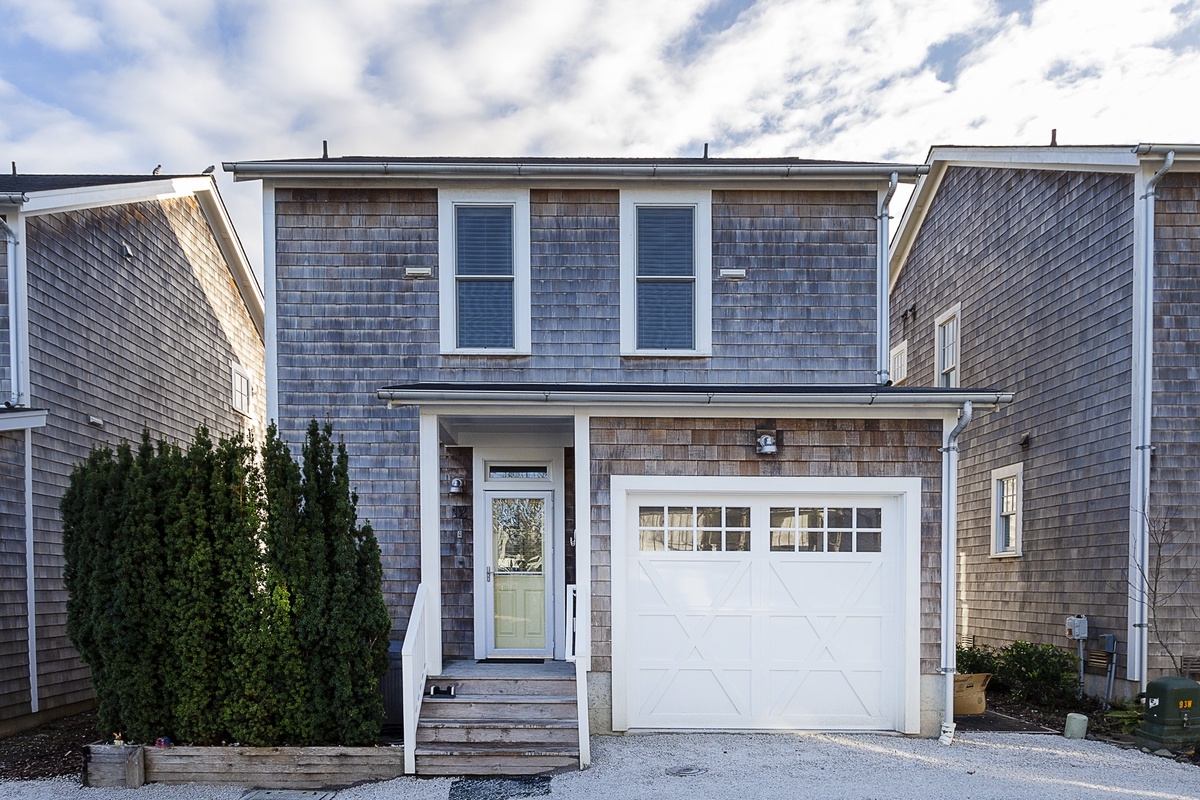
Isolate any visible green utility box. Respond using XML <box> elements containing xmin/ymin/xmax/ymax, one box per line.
<box><xmin>1136</xmin><ymin>676</ymin><xmax>1200</xmax><ymax>752</ymax></box>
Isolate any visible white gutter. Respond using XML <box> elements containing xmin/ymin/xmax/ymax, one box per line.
<box><xmin>877</xmin><ymin>172</ymin><xmax>899</xmax><ymax>383</ymax></box>
<box><xmin>1</xmin><ymin>193</ymin><xmax>29</xmax><ymax>205</ymax></box>
<box><xmin>1135</xmin><ymin>144</ymin><xmax>1200</xmax><ymax>157</ymax></box>
<box><xmin>379</xmin><ymin>387</ymin><xmax>1012</xmax><ymax>408</ymax></box>
<box><xmin>939</xmin><ymin>401</ymin><xmax>974</xmax><ymax>745</ymax></box>
<box><xmin>226</xmin><ymin>160</ymin><xmax>929</xmax><ymax>182</ymax></box>
<box><xmin>1130</xmin><ymin>150</ymin><xmax>1174</xmax><ymax>689</ymax></box>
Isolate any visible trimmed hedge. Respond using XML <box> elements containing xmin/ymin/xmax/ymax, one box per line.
<box><xmin>62</xmin><ymin>422</ymin><xmax>391</xmax><ymax>746</ymax></box>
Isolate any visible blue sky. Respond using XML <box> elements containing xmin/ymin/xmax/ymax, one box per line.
<box><xmin>2</xmin><ymin>0</ymin><xmax>1198</xmax><ymax>275</ymax></box>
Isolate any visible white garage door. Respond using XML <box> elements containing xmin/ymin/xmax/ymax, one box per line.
<box><xmin>614</xmin><ymin>484</ymin><xmax>914</xmax><ymax>731</ymax></box>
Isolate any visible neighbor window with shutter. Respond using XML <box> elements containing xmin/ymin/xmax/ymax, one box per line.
<box><xmin>620</xmin><ymin>189</ymin><xmax>712</xmax><ymax>355</ymax></box>
<box><xmin>991</xmin><ymin>463</ymin><xmax>1023</xmax><ymax>557</ymax></box>
<box><xmin>438</xmin><ymin>190</ymin><xmax>531</xmax><ymax>353</ymax></box>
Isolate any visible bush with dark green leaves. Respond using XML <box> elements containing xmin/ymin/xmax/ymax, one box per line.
<box><xmin>62</xmin><ymin>422</ymin><xmax>391</xmax><ymax>746</ymax></box>
<box><xmin>956</xmin><ymin>640</ymin><xmax>1079</xmax><ymax>708</ymax></box>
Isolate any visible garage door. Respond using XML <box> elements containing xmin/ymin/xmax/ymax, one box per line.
<box><xmin>614</xmin><ymin>485</ymin><xmax>913</xmax><ymax>731</ymax></box>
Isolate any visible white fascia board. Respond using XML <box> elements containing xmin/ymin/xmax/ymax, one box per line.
<box><xmin>0</xmin><ymin>410</ymin><xmax>48</xmax><ymax>431</ymax></box>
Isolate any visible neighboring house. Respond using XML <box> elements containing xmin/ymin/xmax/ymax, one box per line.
<box><xmin>225</xmin><ymin>155</ymin><xmax>1010</xmax><ymax>772</ymax></box>
<box><xmin>889</xmin><ymin>144</ymin><xmax>1200</xmax><ymax>697</ymax></box>
<box><xmin>0</xmin><ymin>174</ymin><xmax>265</xmax><ymax>736</ymax></box>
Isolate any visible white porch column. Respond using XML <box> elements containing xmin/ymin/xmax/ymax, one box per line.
<box><xmin>573</xmin><ymin>412</ymin><xmax>591</xmax><ymax>668</ymax></box>
<box><xmin>419</xmin><ymin>409</ymin><xmax>443</xmax><ymax>676</ymax></box>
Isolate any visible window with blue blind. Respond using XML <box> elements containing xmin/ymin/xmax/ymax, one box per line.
<box><xmin>620</xmin><ymin>189</ymin><xmax>712</xmax><ymax>355</ymax></box>
<box><xmin>438</xmin><ymin>189</ymin><xmax>531</xmax><ymax>354</ymax></box>
<box><xmin>636</xmin><ymin>207</ymin><xmax>695</xmax><ymax>350</ymax></box>
<box><xmin>456</xmin><ymin>205</ymin><xmax>514</xmax><ymax>349</ymax></box>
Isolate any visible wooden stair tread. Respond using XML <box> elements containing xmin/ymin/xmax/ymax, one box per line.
<box><xmin>416</xmin><ymin>743</ymin><xmax>579</xmax><ymax>756</ymax></box>
<box><xmin>420</xmin><ymin>718</ymin><xmax>577</xmax><ymax>728</ymax></box>
<box><xmin>423</xmin><ymin>694</ymin><xmax>577</xmax><ymax>703</ymax></box>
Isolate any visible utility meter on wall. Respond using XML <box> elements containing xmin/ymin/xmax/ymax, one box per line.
<box><xmin>1065</xmin><ymin>615</ymin><xmax>1088</xmax><ymax>640</ymax></box>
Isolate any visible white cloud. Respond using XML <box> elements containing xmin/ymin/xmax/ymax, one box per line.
<box><xmin>1</xmin><ymin>0</ymin><xmax>1198</xmax><ymax>271</ymax></box>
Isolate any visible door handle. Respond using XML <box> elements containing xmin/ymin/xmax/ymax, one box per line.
<box><xmin>487</xmin><ymin>567</ymin><xmax>493</xmax><ymax>582</ymax></box>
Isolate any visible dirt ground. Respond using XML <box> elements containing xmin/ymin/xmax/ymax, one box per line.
<box><xmin>0</xmin><ymin>709</ymin><xmax>97</xmax><ymax>781</ymax></box>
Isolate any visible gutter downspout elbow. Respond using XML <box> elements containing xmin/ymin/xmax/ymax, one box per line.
<box><xmin>940</xmin><ymin>400</ymin><xmax>974</xmax><ymax>745</ymax></box>
<box><xmin>877</xmin><ymin>171</ymin><xmax>899</xmax><ymax>384</ymax></box>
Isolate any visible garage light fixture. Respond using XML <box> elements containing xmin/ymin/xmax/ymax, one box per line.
<box><xmin>755</xmin><ymin>425</ymin><xmax>778</xmax><ymax>455</ymax></box>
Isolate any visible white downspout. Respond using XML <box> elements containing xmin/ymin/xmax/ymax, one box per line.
<box><xmin>877</xmin><ymin>172</ymin><xmax>899</xmax><ymax>383</ymax></box>
<box><xmin>1131</xmin><ymin>151</ymin><xmax>1173</xmax><ymax>690</ymax></box>
<box><xmin>939</xmin><ymin>400</ymin><xmax>973</xmax><ymax>745</ymax></box>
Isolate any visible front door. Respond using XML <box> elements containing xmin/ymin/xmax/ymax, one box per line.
<box><xmin>485</xmin><ymin>491</ymin><xmax>553</xmax><ymax>656</ymax></box>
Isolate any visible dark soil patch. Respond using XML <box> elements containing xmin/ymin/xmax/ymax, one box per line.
<box><xmin>0</xmin><ymin>709</ymin><xmax>98</xmax><ymax>781</ymax></box>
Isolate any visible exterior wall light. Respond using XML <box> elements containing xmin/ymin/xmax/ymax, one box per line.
<box><xmin>755</xmin><ymin>433</ymin><xmax>777</xmax><ymax>455</ymax></box>
<box><xmin>448</xmin><ymin>477</ymin><xmax>466</xmax><ymax>494</ymax></box>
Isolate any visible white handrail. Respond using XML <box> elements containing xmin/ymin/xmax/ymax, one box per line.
<box><xmin>401</xmin><ymin>584</ymin><xmax>429</xmax><ymax>775</ymax></box>
<box><xmin>567</xmin><ymin>584</ymin><xmax>590</xmax><ymax>768</ymax></box>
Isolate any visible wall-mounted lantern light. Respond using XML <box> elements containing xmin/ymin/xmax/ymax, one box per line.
<box><xmin>448</xmin><ymin>477</ymin><xmax>466</xmax><ymax>494</ymax></box>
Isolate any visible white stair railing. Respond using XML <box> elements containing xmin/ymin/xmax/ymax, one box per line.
<box><xmin>567</xmin><ymin>584</ymin><xmax>590</xmax><ymax>768</ymax></box>
<box><xmin>401</xmin><ymin>584</ymin><xmax>430</xmax><ymax>775</ymax></box>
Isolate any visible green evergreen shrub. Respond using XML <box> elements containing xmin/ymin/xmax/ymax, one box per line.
<box><xmin>999</xmin><ymin>641</ymin><xmax>1079</xmax><ymax>707</ymax></box>
<box><xmin>61</xmin><ymin>421</ymin><xmax>391</xmax><ymax>746</ymax></box>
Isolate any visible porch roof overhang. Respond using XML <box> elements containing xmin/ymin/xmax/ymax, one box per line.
<box><xmin>379</xmin><ymin>382</ymin><xmax>1013</xmax><ymax>411</ymax></box>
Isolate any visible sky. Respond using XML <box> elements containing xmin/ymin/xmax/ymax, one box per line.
<box><xmin>2</xmin><ymin>0</ymin><xmax>1199</xmax><ymax>279</ymax></box>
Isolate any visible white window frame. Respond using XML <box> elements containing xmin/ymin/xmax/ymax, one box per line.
<box><xmin>619</xmin><ymin>188</ymin><xmax>712</xmax><ymax>356</ymax></box>
<box><xmin>990</xmin><ymin>463</ymin><xmax>1023</xmax><ymax>557</ymax></box>
<box><xmin>934</xmin><ymin>303</ymin><xmax>961</xmax><ymax>388</ymax></box>
<box><xmin>230</xmin><ymin>362</ymin><xmax>252</xmax><ymax>417</ymax></box>
<box><xmin>438</xmin><ymin>188</ymin><xmax>531</xmax><ymax>354</ymax></box>
<box><xmin>890</xmin><ymin>340</ymin><xmax>908</xmax><ymax>385</ymax></box>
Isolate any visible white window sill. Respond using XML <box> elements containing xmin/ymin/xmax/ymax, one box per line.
<box><xmin>621</xmin><ymin>349</ymin><xmax>711</xmax><ymax>358</ymax></box>
<box><xmin>442</xmin><ymin>349</ymin><xmax>530</xmax><ymax>356</ymax></box>
<box><xmin>989</xmin><ymin>550</ymin><xmax>1021</xmax><ymax>559</ymax></box>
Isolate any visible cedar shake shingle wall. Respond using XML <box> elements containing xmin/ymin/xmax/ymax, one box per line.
<box><xmin>587</xmin><ymin>417</ymin><xmax>943</xmax><ymax>675</ymax></box>
<box><xmin>891</xmin><ymin>166</ymin><xmax>1135</xmax><ymax>662</ymax></box>
<box><xmin>273</xmin><ymin>186</ymin><xmax>883</xmax><ymax>636</ymax></box>
<box><xmin>0</xmin><ymin>431</ymin><xmax>28</xmax><ymax>721</ymax></box>
<box><xmin>22</xmin><ymin>196</ymin><xmax>265</xmax><ymax>715</ymax></box>
<box><xmin>1150</xmin><ymin>172</ymin><xmax>1200</xmax><ymax>676</ymax></box>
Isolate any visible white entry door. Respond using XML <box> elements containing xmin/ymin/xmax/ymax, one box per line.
<box><xmin>484</xmin><ymin>491</ymin><xmax>553</xmax><ymax>657</ymax></box>
<box><xmin>614</xmin><ymin>482</ymin><xmax>917</xmax><ymax>732</ymax></box>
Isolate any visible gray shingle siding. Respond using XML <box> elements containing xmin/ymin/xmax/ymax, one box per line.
<box><xmin>891</xmin><ymin>166</ymin><xmax>1135</xmax><ymax>664</ymax></box>
<box><xmin>1149</xmin><ymin>171</ymin><xmax>1200</xmax><ymax>676</ymax></box>
<box><xmin>273</xmin><ymin>185</ymin><xmax>885</xmax><ymax>636</ymax></box>
<box><xmin>15</xmin><ymin>195</ymin><xmax>265</xmax><ymax>721</ymax></box>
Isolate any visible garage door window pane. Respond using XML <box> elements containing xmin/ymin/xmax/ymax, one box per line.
<box><xmin>771</xmin><ymin>529</ymin><xmax>795</xmax><ymax>551</ymax></box>
<box><xmin>725</xmin><ymin>507</ymin><xmax>750</xmax><ymax>528</ymax></box>
<box><xmin>698</xmin><ymin>531</ymin><xmax>721</xmax><ymax>551</ymax></box>
<box><xmin>697</xmin><ymin>507</ymin><xmax>722</xmax><ymax>528</ymax></box>
<box><xmin>828</xmin><ymin>508</ymin><xmax>853</xmax><ymax>529</ymax></box>
<box><xmin>667</xmin><ymin>507</ymin><xmax>693</xmax><ymax>527</ymax></box>
<box><xmin>798</xmin><ymin>530</ymin><xmax>823</xmax><ymax>551</ymax></box>
<box><xmin>827</xmin><ymin>531</ymin><xmax>852</xmax><ymax>552</ymax></box>
<box><xmin>798</xmin><ymin>508</ymin><xmax>823</xmax><ymax>528</ymax></box>
<box><xmin>639</xmin><ymin>530</ymin><xmax>665</xmax><ymax>550</ymax></box>
<box><xmin>726</xmin><ymin>531</ymin><xmax>750</xmax><ymax>551</ymax></box>
<box><xmin>857</xmin><ymin>507</ymin><xmax>882</xmax><ymax>528</ymax></box>
<box><xmin>668</xmin><ymin>529</ymin><xmax>694</xmax><ymax>551</ymax></box>
<box><xmin>857</xmin><ymin>531</ymin><xmax>882</xmax><ymax>552</ymax></box>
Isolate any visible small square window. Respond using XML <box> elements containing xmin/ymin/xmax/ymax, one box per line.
<box><xmin>991</xmin><ymin>464</ymin><xmax>1023</xmax><ymax>557</ymax></box>
<box><xmin>231</xmin><ymin>363</ymin><xmax>252</xmax><ymax>417</ymax></box>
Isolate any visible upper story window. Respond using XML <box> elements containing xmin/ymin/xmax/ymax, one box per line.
<box><xmin>935</xmin><ymin>304</ymin><xmax>961</xmax><ymax>388</ymax></box>
<box><xmin>620</xmin><ymin>189</ymin><xmax>712</xmax><ymax>355</ymax></box>
<box><xmin>991</xmin><ymin>463</ymin><xmax>1023</xmax><ymax>557</ymax></box>
<box><xmin>890</xmin><ymin>340</ymin><xmax>908</xmax><ymax>385</ymax></box>
<box><xmin>231</xmin><ymin>362</ymin><xmax>252</xmax><ymax>417</ymax></box>
<box><xmin>438</xmin><ymin>189</ymin><xmax>531</xmax><ymax>354</ymax></box>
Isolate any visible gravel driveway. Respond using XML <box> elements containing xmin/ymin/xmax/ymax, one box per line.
<box><xmin>2</xmin><ymin>732</ymin><xmax>1196</xmax><ymax>800</ymax></box>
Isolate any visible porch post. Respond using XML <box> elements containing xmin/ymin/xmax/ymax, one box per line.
<box><xmin>573</xmin><ymin>412</ymin><xmax>591</xmax><ymax>668</ymax></box>
<box><xmin>419</xmin><ymin>409</ymin><xmax>443</xmax><ymax>675</ymax></box>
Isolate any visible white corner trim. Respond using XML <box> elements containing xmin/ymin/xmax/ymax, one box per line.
<box><xmin>437</xmin><ymin>188</ymin><xmax>531</xmax><ymax>355</ymax></box>
<box><xmin>619</xmin><ymin>188</ymin><xmax>713</xmax><ymax>356</ymax></box>
<box><xmin>12</xmin><ymin>214</ymin><xmax>29</xmax><ymax>406</ymax></box>
<box><xmin>262</xmin><ymin>185</ymin><xmax>278</xmax><ymax>426</ymax></box>
<box><xmin>24</xmin><ymin>426</ymin><xmax>36</xmax><ymax>713</ymax></box>
<box><xmin>573</xmin><ymin>413</ymin><xmax>592</xmax><ymax>669</ymax></box>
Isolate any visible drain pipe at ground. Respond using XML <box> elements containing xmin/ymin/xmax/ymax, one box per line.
<box><xmin>939</xmin><ymin>401</ymin><xmax>974</xmax><ymax>745</ymax></box>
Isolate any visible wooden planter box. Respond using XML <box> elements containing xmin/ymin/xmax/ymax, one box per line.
<box><xmin>84</xmin><ymin>743</ymin><xmax>406</xmax><ymax>789</ymax></box>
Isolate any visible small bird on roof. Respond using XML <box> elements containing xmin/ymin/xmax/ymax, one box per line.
<box><xmin>152</xmin><ymin>164</ymin><xmax>162</xmax><ymax>174</ymax></box>
<box><xmin>201</xmin><ymin>165</ymin><xmax>215</xmax><ymax>175</ymax></box>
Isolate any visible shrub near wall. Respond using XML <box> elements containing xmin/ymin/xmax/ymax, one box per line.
<box><xmin>62</xmin><ymin>422</ymin><xmax>391</xmax><ymax>747</ymax></box>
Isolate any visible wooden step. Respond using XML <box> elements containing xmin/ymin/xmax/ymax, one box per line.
<box><xmin>421</xmin><ymin>695</ymin><xmax>577</xmax><ymax>720</ymax></box>
<box><xmin>427</xmin><ymin>676</ymin><xmax>576</xmax><ymax>696</ymax></box>
<box><xmin>417</xmin><ymin>718</ymin><xmax>578</xmax><ymax>745</ymax></box>
<box><xmin>415</xmin><ymin>744</ymin><xmax>579</xmax><ymax>776</ymax></box>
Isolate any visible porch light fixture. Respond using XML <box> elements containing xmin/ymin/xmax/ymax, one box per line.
<box><xmin>448</xmin><ymin>477</ymin><xmax>465</xmax><ymax>494</ymax></box>
<box><xmin>755</xmin><ymin>432</ymin><xmax>777</xmax><ymax>455</ymax></box>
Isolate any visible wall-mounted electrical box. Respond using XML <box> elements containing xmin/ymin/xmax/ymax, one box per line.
<box><xmin>1065</xmin><ymin>615</ymin><xmax>1088</xmax><ymax>640</ymax></box>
